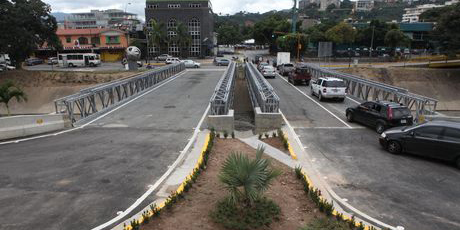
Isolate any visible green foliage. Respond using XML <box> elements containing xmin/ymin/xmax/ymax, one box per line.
<box><xmin>272</xmin><ymin>132</ymin><xmax>277</xmax><ymax>138</ymax></box>
<box><xmin>217</xmin><ymin>24</ymin><xmax>244</xmax><ymax>45</ymax></box>
<box><xmin>299</xmin><ymin>217</ymin><xmax>352</xmax><ymax>230</ymax></box>
<box><xmin>130</xmin><ymin>219</ymin><xmax>140</xmax><ymax>230</ymax></box>
<box><xmin>210</xmin><ymin>197</ymin><xmax>280</xmax><ymax>230</ymax></box>
<box><xmin>0</xmin><ymin>80</ymin><xmax>27</xmax><ymax>116</ymax></box>
<box><xmin>0</xmin><ymin>0</ymin><xmax>62</xmax><ymax>68</ymax></box>
<box><xmin>223</xmin><ymin>130</ymin><xmax>229</xmax><ymax>139</ymax></box>
<box><xmin>276</xmin><ymin>33</ymin><xmax>309</xmax><ymax>55</ymax></box>
<box><xmin>258</xmin><ymin>133</ymin><xmax>263</xmax><ymax>140</ymax></box>
<box><xmin>384</xmin><ymin>29</ymin><xmax>411</xmax><ymax>56</ymax></box>
<box><xmin>145</xmin><ymin>19</ymin><xmax>166</xmax><ymax>57</ymax></box>
<box><xmin>218</xmin><ymin>146</ymin><xmax>281</xmax><ymax>207</ymax></box>
<box><xmin>424</xmin><ymin>3</ymin><xmax>460</xmax><ymax>56</ymax></box>
<box><xmin>325</xmin><ymin>22</ymin><xmax>356</xmax><ymax>44</ymax></box>
<box><xmin>264</xmin><ymin>133</ymin><xmax>270</xmax><ymax>139</ymax></box>
<box><xmin>231</xmin><ymin>131</ymin><xmax>235</xmax><ymax>139</ymax></box>
<box><xmin>141</xmin><ymin>211</ymin><xmax>150</xmax><ymax>225</ymax></box>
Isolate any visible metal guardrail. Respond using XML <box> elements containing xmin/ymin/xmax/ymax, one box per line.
<box><xmin>210</xmin><ymin>62</ymin><xmax>236</xmax><ymax>115</ymax></box>
<box><xmin>54</xmin><ymin>63</ymin><xmax>185</xmax><ymax>124</ymax></box>
<box><xmin>245</xmin><ymin>63</ymin><xmax>280</xmax><ymax>113</ymax></box>
<box><xmin>301</xmin><ymin>63</ymin><xmax>438</xmax><ymax>120</ymax></box>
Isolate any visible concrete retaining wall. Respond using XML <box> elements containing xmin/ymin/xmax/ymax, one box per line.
<box><xmin>0</xmin><ymin>114</ymin><xmax>71</xmax><ymax>140</ymax></box>
<box><xmin>424</xmin><ymin>114</ymin><xmax>460</xmax><ymax>123</ymax></box>
<box><xmin>207</xmin><ymin>110</ymin><xmax>234</xmax><ymax>133</ymax></box>
<box><xmin>254</xmin><ymin>107</ymin><xmax>283</xmax><ymax>133</ymax></box>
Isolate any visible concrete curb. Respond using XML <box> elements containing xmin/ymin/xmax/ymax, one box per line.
<box><xmin>113</xmin><ymin>131</ymin><xmax>212</xmax><ymax>230</ymax></box>
<box><xmin>280</xmin><ymin>115</ymin><xmax>401</xmax><ymax>230</ymax></box>
<box><xmin>0</xmin><ymin>114</ymin><xmax>70</xmax><ymax>141</ymax></box>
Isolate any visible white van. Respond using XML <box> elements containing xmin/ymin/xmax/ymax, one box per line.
<box><xmin>165</xmin><ymin>57</ymin><xmax>181</xmax><ymax>64</ymax></box>
<box><xmin>58</xmin><ymin>53</ymin><xmax>101</xmax><ymax>67</ymax></box>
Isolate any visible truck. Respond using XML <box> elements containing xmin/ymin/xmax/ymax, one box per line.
<box><xmin>276</xmin><ymin>52</ymin><xmax>290</xmax><ymax>69</ymax></box>
<box><xmin>288</xmin><ymin>64</ymin><xmax>311</xmax><ymax>86</ymax></box>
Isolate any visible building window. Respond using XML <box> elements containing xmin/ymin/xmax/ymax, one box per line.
<box><xmin>148</xmin><ymin>45</ymin><xmax>159</xmax><ymax>55</ymax></box>
<box><xmin>91</xmin><ymin>37</ymin><xmax>100</xmax><ymax>45</ymax></box>
<box><xmin>167</xmin><ymin>18</ymin><xmax>177</xmax><ymax>38</ymax></box>
<box><xmin>188</xmin><ymin>18</ymin><xmax>201</xmax><ymax>57</ymax></box>
<box><xmin>168</xmin><ymin>4</ymin><xmax>180</xmax><ymax>8</ymax></box>
<box><xmin>106</xmin><ymin>36</ymin><xmax>120</xmax><ymax>44</ymax></box>
<box><xmin>147</xmin><ymin>4</ymin><xmax>159</xmax><ymax>8</ymax></box>
<box><xmin>189</xmin><ymin>3</ymin><xmax>201</xmax><ymax>7</ymax></box>
<box><xmin>78</xmin><ymin>37</ymin><xmax>89</xmax><ymax>45</ymax></box>
<box><xmin>66</xmin><ymin>36</ymin><xmax>72</xmax><ymax>43</ymax></box>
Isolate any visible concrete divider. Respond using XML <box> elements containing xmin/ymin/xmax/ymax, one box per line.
<box><xmin>0</xmin><ymin>114</ymin><xmax>71</xmax><ymax>141</ymax></box>
<box><xmin>207</xmin><ymin>109</ymin><xmax>234</xmax><ymax>132</ymax></box>
<box><xmin>423</xmin><ymin>113</ymin><xmax>460</xmax><ymax>123</ymax></box>
<box><xmin>254</xmin><ymin>107</ymin><xmax>283</xmax><ymax>133</ymax></box>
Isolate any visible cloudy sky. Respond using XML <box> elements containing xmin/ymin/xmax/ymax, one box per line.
<box><xmin>42</xmin><ymin>0</ymin><xmax>294</xmax><ymax>21</ymax></box>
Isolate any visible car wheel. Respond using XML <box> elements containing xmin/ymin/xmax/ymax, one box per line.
<box><xmin>346</xmin><ymin>112</ymin><xmax>353</xmax><ymax>122</ymax></box>
<box><xmin>311</xmin><ymin>88</ymin><xmax>315</xmax><ymax>96</ymax></box>
<box><xmin>376</xmin><ymin>122</ymin><xmax>386</xmax><ymax>134</ymax></box>
<box><xmin>387</xmin><ymin>140</ymin><xmax>402</xmax><ymax>154</ymax></box>
<box><xmin>68</xmin><ymin>63</ymin><xmax>74</xmax><ymax>67</ymax></box>
<box><xmin>306</xmin><ymin>81</ymin><xmax>309</xmax><ymax>86</ymax></box>
<box><xmin>338</xmin><ymin>98</ymin><xmax>345</xmax><ymax>102</ymax></box>
<box><xmin>89</xmin><ymin>63</ymin><xmax>94</xmax><ymax>67</ymax></box>
<box><xmin>319</xmin><ymin>93</ymin><xmax>324</xmax><ymax>101</ymax></box>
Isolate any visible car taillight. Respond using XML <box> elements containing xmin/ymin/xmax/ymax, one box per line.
<box><xmin>323</xmin><ymin>88</ymin><xmax>327</xmax><ymax>93</ymax></box>
<box><xmin>388</xmin><ymin>107</ymin><xmax>393</xmax><ymax>120</ymax></box>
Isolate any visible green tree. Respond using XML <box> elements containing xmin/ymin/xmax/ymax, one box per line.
<box><xmin>384</xmin><ymin>29</ymin><xmax>410</xmax><ymax>55</ymax></box>
<box><xmin>146</xmin><ymin>19</ymin><xmax>166</xmax><ymax>58</ymax></box>
<box><xmin>218</xmin><ymin>146</ymin><xmax>280</xmax><ymax>207</ymax></box>
<box><xmin>355</xmin><ymin>20</ymin><xmax>393</xmax><ymax>48</ymax></box>
<box><xmin>325</xmin><ymin>22</ymin><xmax>356</xmax><ymax>44</ymax></box>
<box><xmin>426</xmin><ymin>3</ymin><xmax>460</xmax><ymax>56</ymax></box>
<box><xmin>0</xmin><ymin>81</ymin><xmax>27</xmax><ymax>116</ymax></box>
<box><xmin>217</xmin><ymin>24</ymin><xmax>243</xmax><ymax>45</ymax></box>
<box><xmin>0</xmin><ymin>0</ymin><xmax>61</xmax><ymax>68</ymax></box>
<box><xmin>276</xmin><ymin>33</ymin><xmax>309</xmax><ymax>57</ymax></box>
<box><xmin>175</xmin><ymin>22</ymin><xmax>192</xmax><ymax>58</ymax></box>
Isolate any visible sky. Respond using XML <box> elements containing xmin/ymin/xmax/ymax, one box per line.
<box><xmin>42</xmin><ymin>0</ymin><xmax>294</xmax><ymax>21</ymax></box>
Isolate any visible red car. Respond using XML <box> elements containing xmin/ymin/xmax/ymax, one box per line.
<box><xmin>288</xmin><ymin>65</ymin><xmax>311</xmax><ymax>85</ymax></box>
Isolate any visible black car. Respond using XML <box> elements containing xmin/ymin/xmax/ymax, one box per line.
<box><xmin>25</xmin><ymin>58</ymin><xmax>44</xmax><ymax>66</ymax></box>
<box><xmin>346</xmin><ymin>101</ymin><xmax>413</xmax><ymax>133</ymax></box>
<box><xmin>379</xmin><ymin>121</ymin><xmax>460</xmax><ymax>168</ymax></box>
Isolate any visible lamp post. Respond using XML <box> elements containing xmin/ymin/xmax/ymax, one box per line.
<box><xmin>369</xmin><ymin>25</ymin><xmax>375</xmax><ymax>58</ymax></box>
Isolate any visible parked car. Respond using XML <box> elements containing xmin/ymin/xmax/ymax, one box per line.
<box><xmin>257</xmin><ymin>62</ymin><xmax>269</xmax><ymax>72</ymax></box>
<box><xmin>156</xmin><ymin>54</ymin><xmax>172</xmax><ymax>61</ymax></box>
<box><xmin>0</xmin><ymin>63</ymin><xmax>15</xmax><ymax>71</ymax></box>
<box><xmin>261</xmin><ymin>65</ymin><xmax>276</xmax><ymax>78</ymax></box>
<box><xmin>47</xmin><ymin>57</ymin><xmax>58</xmax><ymax>65</ymax></box>
<box><xmin>215</xmin><ymin>58</ymin><xmax>230</xmax><ymax>66</ymax></box>
<box><xmin>287</xmin><ymin>65</ymin><xmax>311</xmax><ymax>86</ymax></box>
<box><xmin>379</xmin><ymin>121</ymin><xmax>460</xmax><ymax>168</ymax></box>
<box><xmin>279</xmin><ymin>63</ymin><xmax>295</xmax><ymax>76</ymax></box>
<box><xmin>165</xmin><ymin>57</ymin><xmax>181</xmax><ymax>64</ymax></box>
<box><xmin>310</xmin><ymin>77</ymin><xmax>347</xmax><ymax>102</ymax></box>
<box><xmin>25</xmin><ymin>57</ymin><xmax>43</xmax><ymax>66</ymax></box>
<box><xmin>346</xmin><ymin>101</ymin><xmax>413</xmax><ymax>134</ymax></box>
<box><xmin>183</xmin><ymin>59</ymin><xmax>201</xmax><ymax>68</ymax></box>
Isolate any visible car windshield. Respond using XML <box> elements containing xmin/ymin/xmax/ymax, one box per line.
<box><xmin>284</xmin><ymin>64</ymin><xmax>294</xmax><ymax>67</ymax></box>
<box><xmin>324</xmin><ymin>81</ymin><xmax>345</xmax><ymax>87</ymax></box>
<box><xmin>264</xmin><ymin>66</ymin><xmax>274</xmax><ymax>71</ymax></box>
<box><xmin>392</xmin><ymin>108</ymin><xmax>411</xmax><ymax>118</ymax></box>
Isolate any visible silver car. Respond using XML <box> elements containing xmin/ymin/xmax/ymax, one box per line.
<box><xmin>262</xmin><ymin>66</ymin><xmax>276</xmax><ymax>78</ymax></box>
<box><xmin>183</xmin><ymin>60</ymin><xmax>201</xmax><ymax>68</ymax></box>
<box><xmin>280</xmin><ymin>63</ymin><xmax>294</xmax><ymax>76</ymax></box>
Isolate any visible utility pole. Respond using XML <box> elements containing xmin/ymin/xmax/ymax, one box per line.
<box><xmin>369</xmin><ymin>25</ymin><xmax>375</xmax><ymax>58</ymax></box>
<box><xmin>291</xmin><ymin>0</ymin><xmax>297</xmax><ymax>34</ymax></box>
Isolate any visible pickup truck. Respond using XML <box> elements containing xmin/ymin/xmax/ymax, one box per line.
<box><xmin>311</xmin><ymin>77</ymin><xmax>347</xmax><ymax>102</ymax></box>
<box><xmin>279</xmin><ymin>63</ymin><xmax>295</xmax><ymax>76</ymax></box>
<box><xmin>288</xmin><ymin>65</ymin><xmax>311</xmax><ymax>85</ymax></box>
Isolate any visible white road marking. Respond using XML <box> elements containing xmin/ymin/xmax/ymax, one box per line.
<box><xmin>0</xmin><ymin>70</ymin><xmax>189</xmax><ymax>145</ymax></box>
<box><xmin>91</xmin><ymin>103</ymin><xmax>212</xmax><ymax>230</ymax></box>
<box><xmin>293</xmin><ymin>126</ymin><xmax>365</xmax><ymax>130</ymax></box>
<box><xmin>276</xmin><ymin>73</ymin><xmax>352</xmax><ymax>128</ymax></box>
<box><xmin>346</xmin><ymin>96</ymin><xmax>361</xmax><ymax>105</ymax></box>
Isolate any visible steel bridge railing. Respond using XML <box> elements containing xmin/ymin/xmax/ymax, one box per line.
<box><xmin>210</xmin><ymin>62</ymin><xmax>236</xmax><ymax>115</ymax></box>
<box><xmin>301</xmin><ymin>63</ymin><xmax>438</xmax><ymax>120</ymax></box>
<box><xmin>54</xmin><ymin>63</ymin><xmax>186</xmax><ymax>124</ymax></box>
<box><xmin>245</xmin><ymin>63</ymin><xmax>280</xmax><ymax>113</ymax></box>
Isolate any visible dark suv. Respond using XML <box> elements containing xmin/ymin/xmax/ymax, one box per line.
<box><xmin>379</xmin><ymin>121</ymin><xmax>460</xmax><ymax>168</ymax></box>
<box><xmin>288</xmin><ymin>65</ymin><xmax>312</xmax><ymax>86</ymax></box>
<box><xmin>346</xmin><ymin>101</ymin><xmax>413</xmax><ymax>133</ymax></box>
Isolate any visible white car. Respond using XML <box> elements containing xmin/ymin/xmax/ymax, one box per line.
<box><xmin>183</xmin><ymin>60</ymin><xmax>201</xmax><ymax>68</ymax></box>
<box><xmin>262</xmin><ymin>65</ymin><xmax>276</xmax><ymax>78</ymax></box>
<box><xmin>165</xmin><ymin>57</ymin><xmax>181</xmax><ymax>64</ymax></box>
<box><xmin>311</xmin><ymin>77</ymin><xmax>347</xmax><ymax>102</ymax></box>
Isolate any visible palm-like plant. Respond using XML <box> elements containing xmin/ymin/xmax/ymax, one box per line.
<box><xmin>175</xmin><ymin>22</ymin><xmax>192</xmax><ymax>58</ymax></box>
<box><xmin>219</xmin><ymin>146</ymin><xmax>281</xmax><ymax>207</ymax></box>
<box><xmin>146</xmin><ymin>19</ymin><xmax>166</xmax><ymax>58</ymax></box>
<box><xmin>0</xmin><ymin>80</ymin><xmax>27</xmax><ymax>116</ymax></box>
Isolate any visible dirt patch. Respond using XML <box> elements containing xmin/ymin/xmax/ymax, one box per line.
<box><xmin>262</xmin><ymin>137</ymin><xmax>290</xmax><ymax>156</ymax></box>
<box><xmin>0</xmin><ymin>70</ymin><xmax>137</xmax><ymax>115</ymax></box>
<box><xmin>338</xmin><ymin>67</ymin><xmax>460</xmax><ymax>111</ymax></box>
<box><xmin>143</xmin><ymin>139</ymin><xmax>321</xmax><ymax>230</ymax></box>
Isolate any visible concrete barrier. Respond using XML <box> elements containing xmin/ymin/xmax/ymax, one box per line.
<box><xmin>0</xmin><ymin>114</ymin><xmax>71</xmax><ymax>141</ymax></box>
<box><xmin>254</xmin><ymin>107</ymin><xmax>283</xmax><ymax>133</ymax></box>
<box><xmin>423</xmin><ymin>113</ymin><xmax>460</xmax><ymax>123</ymax></box>
<box><xmin>207</xmin><ymin>109</ymin><xmax>234</xmax><ymax>133</ymax></box>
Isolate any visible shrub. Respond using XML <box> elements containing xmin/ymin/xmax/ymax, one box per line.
<box><xmin>299</xmin><ymin>217</ymin><xmax>352</xmax><ymax>230</ymax></box>
<box><xmin>265</xmin><ymin>133</ymin><xmax>269</xmax><ymax>139</ymax></box>
<box><xmin>231</xmin><ymin>131</ymin><xmax>235</xmax><ymax>139</ymax></box>
<box><xmin>210</xmin><ymin>197</ymin><xmax>281</xmax><ymax>230</ymax></box>
<box><xmin>258</xmin><ymin>133</ymin><xmax>263</xmax><ymax>140</ymax></box>
<box><xmin>272</xmin><ymin>132</ymin><xmax>277</xmax><ymax>138</ymax></box>
<box><xmin>224</xmin><ymin>130</ymin><xmax>229</xmax><ymax>139</ymax></box>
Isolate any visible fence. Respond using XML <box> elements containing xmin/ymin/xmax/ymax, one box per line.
<box><xmin>54</xmin><ymin>63</ymin><xmax>185</xmax><ymax>124</ymax></box>
<box><xmin>210</xmin><ymin>62</ymin><xmax>236</xmax><ymax>115</ymax></box>
<box><xmin>245</xmin><ymin>63</ymin><xmax>280</xmax><ymax>113</ymax></box>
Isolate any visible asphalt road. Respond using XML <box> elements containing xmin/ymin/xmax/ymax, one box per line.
<box><xmin>266</xmin><ymin>73</ymin><xmax>460</xmax><ymax>230</ymax></box>
<box><xmin>0</xmin><ymin>69</ymin><xmax>223</xmax><ymax>230</ymax></box>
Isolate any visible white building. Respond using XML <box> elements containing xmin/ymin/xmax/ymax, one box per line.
<box><xmin>65</xmin><ymin>9</ymin><xmax>140</xmax><ymax>31</ymax></box>
<box><xmin>319</xmin><ymin>0</ymin><xmax>341</xmax><ymax>11</ymax></box>
<box><xmin>355</xmin><ymin>0</ymin><xmax>374</xmax><ymax>11</ymax></box>
<box><xmin>402</xmin><ymin>0</ymin><xmax>458</xmax><ymax>23</ymax></box>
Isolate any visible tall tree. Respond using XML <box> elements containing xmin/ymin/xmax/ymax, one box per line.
<box><xmin>0</xmin><ymin>0</ymin><xmax>61</xmax><ymax>68</ymax></box>
<box><xmin>146</xmin><ymin>19</ymin><xmax>166</xmax><ymax>58</ymax></box>
<box><xmin>0</xmin><ymin>80</ymin><xmax>27</xmax><ymax>116</ymax></box>
<box><xmin>384</xmin><ymin>29</ymin><xmax>410</xmax><ymax>56</ymax></box>
<box><xmin>325</xmin><ymin>22</ymin><xmax>356</xmax><ymax>44</ymax></box>
<box><xmin>426</xmin><ymin>3</ymin><xmax>460</xmax><ymax>56</ymax></box>
<box><xmin>174</xmin><ymin>22</ymin><xmax>192</xmax><ymax>58</ymax></box>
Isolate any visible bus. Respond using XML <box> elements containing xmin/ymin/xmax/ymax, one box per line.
<box><xmin>58</xmin><ymin>53</ymin><xmax>101</xmax><ymax>67</ymax></box>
